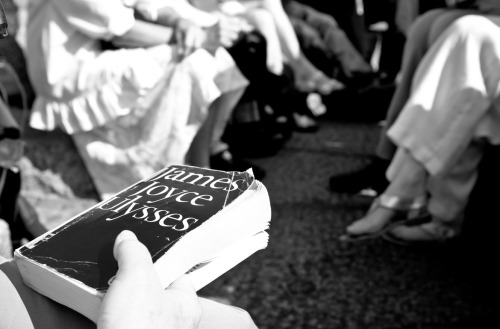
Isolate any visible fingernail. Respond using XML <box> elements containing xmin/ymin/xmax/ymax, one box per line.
<box><xmin>116</xmin><ymin>230</ymin><xmax>137</xmax><ymax>244</ymax></box>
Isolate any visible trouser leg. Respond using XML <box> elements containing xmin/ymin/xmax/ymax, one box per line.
<box><xmin>376</xmin><ymin>9</ymin><xmax>474</xmax><ymax>160</ymax></box>
<box><xmin>385</xmin><ymin>147</ymin><xmax>427</xmax><ymax>200</ymax></box>
<box><xmin>427</xmin><ymin>141</ymin><xmax>485</xmax><ymax>229</ymax></box>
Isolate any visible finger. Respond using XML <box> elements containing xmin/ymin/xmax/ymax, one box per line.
<box><xmin>184</xmin><ymin>31</ymin><xmax>199</xmax><ymax>56</ymax></box>
<box><xmin>240</xmin><ymin>20</ymin><xmax>253</xmax><ymax>33</ymax></box>
<box><xmin>193</xmin><ymin>31</ymin><xmax>205</xmax><ymax>50</ymax></box>
<box><xmin>226</xmin><ymin>17</ymin><xmax>249</xmax><ymax>32</ymax></box>
<box><xmin>220</xmin><ymin>31</ymin><xmax>240</xmax><ymax>47</ymax></box>
<box><xmin>219</xmin><ymin>21</ymin><xmax>240</xmax><ymax>35</ymax></box>
<box><xmin>113</xmin><ymin>230</ymin><xmax>152</xmax><ymax>272</ymax></box>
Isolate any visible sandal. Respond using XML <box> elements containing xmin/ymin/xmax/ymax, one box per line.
<box><xmin>339</xmin><ymin>194</ymin><xmax>429</xmax><ymax>242</ymax></box>
<box><xmin>383</xmin><ymin>219</ymin><xmax>460</xmax><ymax>246</ymax></box>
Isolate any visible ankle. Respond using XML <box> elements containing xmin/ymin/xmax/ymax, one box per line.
<box><xmin>347</xmin><ymin>207</ymin><xmax>397</xmax><ymax>235</ymax></box>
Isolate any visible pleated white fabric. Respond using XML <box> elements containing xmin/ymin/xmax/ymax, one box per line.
<box><xmin>388</xmin><ymin>14</ymin><xmax>500</xmax><ymax>175</ymax></box>
<box><xmin>21</xmin><ymin>0</ymin><xmax>248</xmax><ymax>199</ymax></box>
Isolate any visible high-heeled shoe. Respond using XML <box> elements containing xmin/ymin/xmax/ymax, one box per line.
<box><xmin>339</xmin><ymin>194</ymin><xmax>430</xmax><ymax>242</ymax></box>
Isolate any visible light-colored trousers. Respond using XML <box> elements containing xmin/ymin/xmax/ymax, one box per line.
<box><xmin>376</xmin><ymin>8</ymin><xmax>478</xmax><ymax>160</ymax></box>
<box><xmin>386</xmin><ymin>14</ymin><xmax>500</xmax><ymax>225</ymax></box>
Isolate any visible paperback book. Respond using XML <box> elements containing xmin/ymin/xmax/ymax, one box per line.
<box><xmin>14</xmin><ymin>165</ymin><xmax>271</xmax><ymax>322</ymax></box>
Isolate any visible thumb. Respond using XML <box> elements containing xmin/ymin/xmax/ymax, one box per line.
<box><xmin>113</xmin><ymin>230</ymin><xmax>153</xmax><ymax>272</ymax></box>
<box><xmin>168</xmin><ymin>275</ymin><xmax>197</xmax><ymax>293</ymax></box>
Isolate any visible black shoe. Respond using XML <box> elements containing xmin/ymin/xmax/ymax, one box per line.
<box><xmin>223</xmin><ymin>120</ymin><xmax>288</xmax><ymax>158</ymax></box>
<box><xmin>329</xmin><ymin>156</ymin><xmax>390</xmax><ymax>194</ymax></box>
<box><xmin>210</xmin><ymin>150</ymin><xmax>266</xmax><ymax>180</ymax></box>
<box><xmin>344</xmin><ymin>71</ymin><xmax>382</xmax><ymax>91</ymax></box>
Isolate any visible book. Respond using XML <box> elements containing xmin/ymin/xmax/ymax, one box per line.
<box><xmin>14</xmin><ymin>164</ymin><xmax>271</xmax><ymax>322</ymax></box>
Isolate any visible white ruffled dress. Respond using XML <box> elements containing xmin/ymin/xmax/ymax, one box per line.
<box><xmin>21</xmin><ymin>0</ymin><xmax>248</xmax><ymax>199</ymax></box>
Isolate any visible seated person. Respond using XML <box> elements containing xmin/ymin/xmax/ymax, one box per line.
<box><xmin>283</xmin><ymin>0</ymin><xmax>375</xmax><ymax>89</ymax></box>
<box><xmin>19</xmin><ymin>0</ymin><xmax>250</xmax><ymax>200</ymax></box>
<box><xmin>192</xmin><ymin>0</ymin><xmax>345</xmax><ymax>96</ymax></box>
<box><xmin>0</xmin><ymin>230</ymin><xmax>258</xmax><ymax>328</ymax></box>
<box><xmin>328</xmin><ymin>3</ymin><xmax>480</xmax><ymax>195</ymax></box>
<box><xmin>127</xmin><ymin>0</ymin><xmax>275</xmax><ymax>176</ymax></box>
<box><xmin>340</xmin><ymin>9</ymin><xmax>500</xmax><ymax>244</ymax></box>
<box><xmin>154</xmin><ymin>0</ymin><xmax>329</xmax><ymax>133</ymax></box>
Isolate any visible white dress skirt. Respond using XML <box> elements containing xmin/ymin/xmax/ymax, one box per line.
<box><xmin>387</xmin><ymin>14</ymin><xmax>500</xmax><ymax>176</ymax></box>
<box><xmin>21</xmin><ymin>0</ymin><xmax>248</xmax><ymax>199</ymax></box>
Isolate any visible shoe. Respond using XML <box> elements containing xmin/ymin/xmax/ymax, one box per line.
<box><xmin>210</xmin><ymin>150</ymin><xmax>266</xmax><ymax>180</ymax></box>
<box><xmin>339</xmin><ymin>194</ymin><xmax>429</xmax><ymax>242</ymax></box>
<box><xmin>222</xmin><ymin>121</ymin><xmax>288</xmax><ymax>158</ymax></box>
<box><xmin>383</xmin><ymin>219</ymin><xmax>460</xmax><ymax>246</ymax></box>
<box><xmin>329</xmin><ymin>156</ymin><xmax>390</xmax><ymax>194</ymax></box>
<box><xmin>353</xmin><ymin>82</ymin><xmax>396</xmax><ymax>123</ymax></box>
<box><xmin>292</xmin><ymin>112</ymin><xmax>318</xmax><ymax>133</ymax></box>
<box><xmin>306</xmin><ymin>92</ymin><xmax>327</xmax><ymax>117</ymax></box>
<box><xmin>344</xmin><ymin>71</ymin><xmax>382</xmax><ymax>91</ymax></box>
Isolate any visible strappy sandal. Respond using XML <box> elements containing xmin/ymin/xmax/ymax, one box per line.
<box><xmin>383</xmin><ymin>219</ymin><xmax>460</xmax><ymax>246</ymax></box>
<box><xmin>339</xmin><ymin>194</ymin><xmax>430</xmax><ymax>242</ymax></box>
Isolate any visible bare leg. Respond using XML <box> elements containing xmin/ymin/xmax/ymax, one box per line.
<box><xmin>186</xmin><ymin>102</ymin><xmax>219</xmax><ymax>168</ymax></box>
<box><xmin>186</xmin><ymin>85</ymin><xmax>245</xmax><ymax>167</ymax></box>
<box><xmin>259</xmin><ymin>0</ymin><xmax>300</xmax><ymax>60</ymax></box>
<box><xmin>242</xmin><ymin>0</ymin><xmax>344</xmax><ymax>94</ymax></box>
<box><xmin>263</xmin><ymin>0</ymin><xmax>344</xmax><ymax>93</ymax></box>
<box><xmin>241</xmin><ymin>7</ymin><xmax>284</xmax><ymax>75</ymax></box>
<box><xmin>210</xmin><ymin>88</ymin><xmax>246</xmax><ymax>155</ymax></box>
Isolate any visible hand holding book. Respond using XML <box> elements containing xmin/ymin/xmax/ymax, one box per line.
<box><xmin>15</xmin><ymin>165</ymin><xmax>271</xmax><ymax>322</ymax></box>
<box><xmin>98</xmin><ymin>230</ymin><xmax>201</xmax><ymax>329</ymax></box>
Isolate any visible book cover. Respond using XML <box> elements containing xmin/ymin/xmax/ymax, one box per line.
<box><xmin>16</xmin><ymin>165</ymin><xmax>257</xmax><ymax>292</ymax></box>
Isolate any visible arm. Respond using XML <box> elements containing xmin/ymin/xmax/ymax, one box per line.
<box><xmin>151</xmin><ymin>3</ymin><xmax>252</xmax><ymax>56</ymax></box>
<box><xmin>156</xmin><ymin>1</ymin><xmax>220</xmax><ymax>28</ymax></box>
<box><xmin>110</xmin><ymin>19</ymin><xmax>175</xmax><ymax>48</ymax></box>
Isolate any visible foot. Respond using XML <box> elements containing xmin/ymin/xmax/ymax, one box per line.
<box><xmin>210</xmin><ymin>150</ymin><xmax>266</xmax><ymax>180</ymax></box>
<box><xmin>340</xmin><ymin>195</ymin><xmax>430</xmax><ymax>242</ymax></box>
<box><xmin>342</xmin><ymin>206</ymin><xmax>399</xmax><ymax>239</ymax></box>
<box><xmin>295</xmin><ymin>72</ymin><xmax>345</xmax><ymax>95</ymax></box>
<box><xmin>384</xmin><ymin>221</ymin><xmax>458</xmax><ymax>245</ymax></box>
<box><xmin>329</xmin><ymin>156</ymin><xmax>390</xmax><ymax>194</ymax></box>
